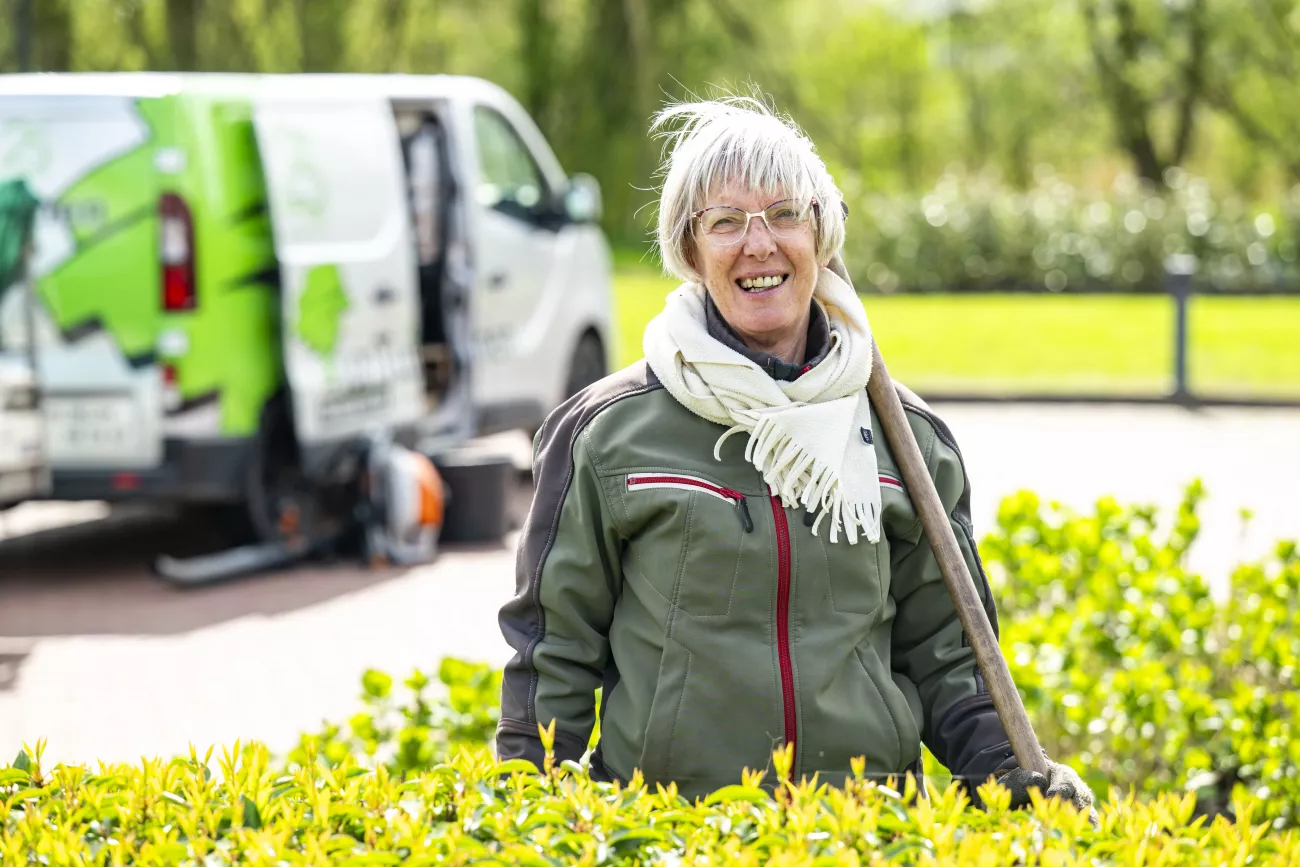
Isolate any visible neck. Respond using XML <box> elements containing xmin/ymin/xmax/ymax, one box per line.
<box><xmin>741</xmin><ymin>315</ymin><xmax>810</xmax><ymax>365</ymax></box>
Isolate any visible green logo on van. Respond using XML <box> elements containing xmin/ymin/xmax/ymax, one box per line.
<box><xmin>297</xmin><ymin>263</ymin><xmax>348</xmax><ymax>357</ymax></box>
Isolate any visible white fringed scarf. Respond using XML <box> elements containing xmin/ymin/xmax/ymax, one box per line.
<box><xmin>643</xmin><ymin>266</ymin><xmax>882</xmax><ymax>544</ymax></box>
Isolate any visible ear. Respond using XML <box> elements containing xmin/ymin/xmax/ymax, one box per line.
<box><xmin>683</xmin><ymin>235</ymin><xmax>699</xmax><ymax>274</ymax></box>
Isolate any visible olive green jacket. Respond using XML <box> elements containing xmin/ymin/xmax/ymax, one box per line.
<box><xmin>496</xmin><ymin>343</ymin><xmax>1015</xmax><ymax>801</ymax></box>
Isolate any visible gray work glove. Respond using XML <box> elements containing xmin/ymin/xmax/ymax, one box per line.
<box><xmin>996</xmin><ymin>759</ymin><xmax>1099</xmax><ymax>826</ymax></box>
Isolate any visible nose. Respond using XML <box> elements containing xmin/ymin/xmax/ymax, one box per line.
<box><xmin>742</xmin><ymin>216</ymin><xmax>777</xmax><ymax>259</ymax></box>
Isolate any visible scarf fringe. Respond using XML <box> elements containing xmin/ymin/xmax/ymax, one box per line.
<box><xmin>713</xmin><ymin>411</ymin><xmax>880</xmax><ymax>545</ymax></box>
<box><xmin>653</xmin><ymin>267</ymin><xmax>883</xmax><ymax>546</ymax></box>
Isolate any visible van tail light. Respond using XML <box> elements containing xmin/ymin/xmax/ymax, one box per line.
<box><xmin>162</xmin><ymin>362</ymin><xmax>181</xmax><ymax>412</ymax></box>
<box><xmin>159</xmin><ymin>193</ymin><xmax>196</xmax><ymax>311</ymax></box>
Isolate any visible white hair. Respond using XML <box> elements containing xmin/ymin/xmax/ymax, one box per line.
<box><xmin>649</xmin><ymin>94</ymin><xmax>846</xmax><ymax>284</ymax></box>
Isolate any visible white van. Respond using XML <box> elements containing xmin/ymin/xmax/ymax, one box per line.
<box><xmin>0</xmin><ymin>72</ymin><xmax>613</xmax><ymax>541</ymax></box>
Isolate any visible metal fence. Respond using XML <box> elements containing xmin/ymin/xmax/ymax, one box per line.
<box><xmin>910</xmin><ymin>267</ymin><xmax>1300</xmax><ymax>410</ymax></box>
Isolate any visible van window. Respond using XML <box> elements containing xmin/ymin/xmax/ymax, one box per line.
<box><xmin>406</xmin><ymin>122</ymin><xmax>442</xmax><ymax>266</ymax></box>
<box><xmin>472</xmin><ymin>106</ymin><xmax>547</xmax><ymax>222</ymax></box>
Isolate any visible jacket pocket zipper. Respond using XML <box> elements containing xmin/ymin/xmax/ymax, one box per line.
<box><xmin>626</xmin><ymin>473</ymin><xmax>753</xmax><ymax>532</ymax></box>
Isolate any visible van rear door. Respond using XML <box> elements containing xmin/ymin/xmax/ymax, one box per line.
<box><xmin>0</xmin><ymin>93</ymin><xmax>165</xmax><ymax>473</ymax></box>
<box><xmin>0</xmin><ymin>301</ymin><xmax>49</xmax><ymax>506</ymax></box>
<box><xmin>251</xmin><ymin>93</ymin><xmax>425</xmax><ymax>469</ymax></box>
<box><xmin>0</xmin><ymin>177</ymin><xmax>49</xmax><ymax>506</ymax></box>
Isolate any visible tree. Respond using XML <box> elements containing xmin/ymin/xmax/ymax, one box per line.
<box><xmin>29</xmin><ymin>0</ymin><xmax>72</xmax><ymax>72</ymax></box>
<box><xmin>940</xmin><ymin>0</ymin><xmax>1108</xmax><ymax>189</ymax></box>
<box><xmin>519</xmin><ymin>0</ymin><xmax>557</xmax><ymax>129</ymax></box>
<box><xmin>1079</xmin><ymin>0</ymin><xmax>1209</xmax><ymax>184</ymax></box>
<box><xmin>1203</xmin><ymin>0</ymin><xmax>1300</xmax><ymax>184</ymax></box>
<box><xmin>166</xmin><ymin>0</ymin><xmax>200</xmax><ymax>69</ymax></box>
<box><xmin>18</xmin><ymin>0</ymin><xmax>1294</xmax><ymax>238</ymax></box>
<box><xmin>774</xmin><ymin>3</ymin><xmax>952</xmax><ymax>194</ymax></box>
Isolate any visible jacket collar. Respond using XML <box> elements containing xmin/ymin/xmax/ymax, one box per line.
<box><xmin>704</xmin><ymin>293</ymin><xmax>830</xmax><ymax>382</ymax></box>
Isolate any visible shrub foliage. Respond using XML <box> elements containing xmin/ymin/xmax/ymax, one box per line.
<box><xmin>3</xmin><ymin>736</ymin><xmax>1299</xmax><ymax>864</ymax></box>
<box><xmin>2</xmin><ymin>483</ymin><xmax>1297</xmax><ymax>862</ymax></box>
<box><xmin>288</xmin><ymin>658</ymin><xmax>503</xmax><ymax>776</ymax></box>
<box><xmin>984</xmin><ymin>480</ymin><xmax>1300</xmax><ymax>830</ymax></box>
<box><xmin>842</xmin><ymin>170</ymin><xmax>1300</xmax><ymax>295</ymax></box>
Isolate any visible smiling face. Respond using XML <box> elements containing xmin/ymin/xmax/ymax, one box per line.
<box><xmin>690</xmin><ymin>181</ymin><xmax>820</xmax><ymax>360</ymax></box>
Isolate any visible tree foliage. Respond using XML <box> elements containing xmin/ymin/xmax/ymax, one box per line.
<box><xmin>5</xmin><ymin>0</ymin><xmax>1298</xmax><ymax>244</ymax></box>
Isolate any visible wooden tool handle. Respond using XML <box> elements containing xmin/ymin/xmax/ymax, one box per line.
<box><xmin>828</xmin><ymin>254</ymin><xmax>1050</xmax><ymax>779</ymax></box>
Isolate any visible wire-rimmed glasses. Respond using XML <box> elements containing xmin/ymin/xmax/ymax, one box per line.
<box><xmin>692</xmin><ymin>199</ymin><xmax>813</xmax><ymax>246</ymax></box>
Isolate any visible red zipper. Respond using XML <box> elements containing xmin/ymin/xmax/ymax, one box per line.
<box><xmin>626</xmin><ymin>473</ymin><xmax>753</xmax><ymax>531</ymax></box>
<box><xmin>770</xmin><ymin>492</ymin><xmax>797</xmax><ymax>756</ymax></box>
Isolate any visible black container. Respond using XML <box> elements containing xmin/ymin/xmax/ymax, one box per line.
<box><xmin>433</xmin><ymin>452</ymin><xmax>514</xmax><ymax>544</ymax></box>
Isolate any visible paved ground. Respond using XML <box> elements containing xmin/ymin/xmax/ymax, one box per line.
<box><xmin>0</xmin><ymin>404</ymin><xmax>1296</xmax><ymax>769</ymax></box>
<box><xmin>929</xmin><ymin>402</ymin><xmax>1300</xmax><ymax>589</ymax></box>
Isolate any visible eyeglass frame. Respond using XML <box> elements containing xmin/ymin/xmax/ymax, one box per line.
<box><xmin>689</xmin><ymin>198</ymin><xmax>847</xmax><ymax>246</ymax></box>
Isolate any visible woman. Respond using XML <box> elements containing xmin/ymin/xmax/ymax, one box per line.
<box><xmin>495</xmin><ymin>96</ymin><xmax>1094</xmax><ymax>817</ymax></box>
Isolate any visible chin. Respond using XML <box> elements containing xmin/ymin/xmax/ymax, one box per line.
<box><xmin>732</xmin><ymin>309</ymin><xmax>799</xmax><ymax>338</ymax></box>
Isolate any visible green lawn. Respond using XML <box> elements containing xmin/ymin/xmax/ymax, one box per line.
<box><xmin>612</xmin><ymin>264</ymin><xmax>1300</xmax><ymax>400</ymax></box>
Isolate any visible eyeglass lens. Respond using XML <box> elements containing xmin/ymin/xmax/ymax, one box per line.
<box><xmin>699</xmin><ymin>201</ymin><xmax>808</xmax><ymax>242</ymax></box>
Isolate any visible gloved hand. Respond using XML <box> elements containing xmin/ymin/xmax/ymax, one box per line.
<box><xmin>996</xmin><ymin>759</ymin><xmax>1098</xmax><ymax>826</ymax></box>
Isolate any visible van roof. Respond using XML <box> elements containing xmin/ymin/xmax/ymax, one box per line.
<box><xmin>0</xmin><ymin>72</ymin><xmax>510</xmax><ymax>103</ymax></box>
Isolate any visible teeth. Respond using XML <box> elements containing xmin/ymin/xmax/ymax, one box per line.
<box><xmin>739</xmin><ymin>275</ymin><xmax>785</xmax><ymax>290</ymax></box>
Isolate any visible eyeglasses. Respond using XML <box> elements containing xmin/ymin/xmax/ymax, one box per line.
<box><xmin>692</xmin><ymin>199</ymin><xmax>813</xmax><ymax>246</ymax></box>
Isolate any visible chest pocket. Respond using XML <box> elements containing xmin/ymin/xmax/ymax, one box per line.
<box><xmin>813</xmin><ymin>474</ymin><xmax>899</xmax><ymax>618</ymax></box>
<box><xmin>621</xmin><ymin>471</ymin><xmax>756</xmax><ymax>618</ymax></box>
<box><xmin>822</xmin><ymin>532</ymin><xmax>887</xmax><ymax>617</ymax></box>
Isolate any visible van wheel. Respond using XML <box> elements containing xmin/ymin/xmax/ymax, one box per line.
<box><xmin>564</xmin><ymin>332</ymin><xmax>607</xmax><ymax>400</ymax></box>
<box><xmin>244</xmin><ymin>397</ymin><xmax>321</xmax><ymax>546</ymax></box>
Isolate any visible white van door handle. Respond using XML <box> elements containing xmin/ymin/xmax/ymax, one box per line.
<box><xmin>488</xmin><ymin>272</ymin><xmax>508</xmax><ymax>290</ymax></box>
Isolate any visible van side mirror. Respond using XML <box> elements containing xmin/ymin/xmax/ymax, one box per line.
<box><xmin>563</xmin><ymin>174</ymin><xmax>602</xmax><ymax>224</ymax></box>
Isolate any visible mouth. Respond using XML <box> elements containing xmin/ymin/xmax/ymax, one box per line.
<box><xmin>735</xmin><ymin>274</ymin><xmax>789</xmax><ymax>293</ymax></box>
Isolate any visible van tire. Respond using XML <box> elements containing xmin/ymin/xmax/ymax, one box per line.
<box><xmin>243</xmin><ymin>395</ymin><xmax>320</xmax><ymax>546</ymax></box>
<box><xmin>564</xmin><ymin>331</ymin><xmax>607</xmax><ymax>400</ymax></box>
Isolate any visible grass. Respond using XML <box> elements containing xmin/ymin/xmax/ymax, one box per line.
<box><xmin>1190</xmin><ymin>297</ymin><xmax>1300</xmax><ymax>398</ymax></box>
<box><xmin>612</xmin><ymin>261</ymin><xmax>1300</xmax><ymax>400</ymax></box>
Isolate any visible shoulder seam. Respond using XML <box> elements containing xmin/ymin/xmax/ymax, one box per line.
<box><xmin>520</xmin><ymin>377</ymin><xmax>661</xmax><ymax>725</ymax></box>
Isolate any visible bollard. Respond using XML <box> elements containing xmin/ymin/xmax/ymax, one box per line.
<box><xmin>1164</xmin><ymin>255</ymin><xmax>1197</xmax><ymax>406</ymax></box>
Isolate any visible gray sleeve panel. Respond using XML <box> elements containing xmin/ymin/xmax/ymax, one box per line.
<box><xmin>889</xmin><ymin>383</ymin><xmax>1013</xmax><ymax>780</ymax></box>
<box><xmin>894</xmin><ymin>382</ymin><xmax>1000</xmax><ymax>639</ymax></box>
<box><xmin>495</xmin><ymin>362</ymin><xmax>662</xmax><ymax>767</ymax></box>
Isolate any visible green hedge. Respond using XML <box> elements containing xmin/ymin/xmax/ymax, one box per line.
<box><xmin>4</xmin><ymin>734</ymin><xmax>1298</xmax><ymax>863</ymax></box>
<box><xmin>986</xmin><ymin>480</ymin><xmax>1300</xmax><ymax>830</ymax></box>
<box><xmin>840</xmin><ymin>170</ymin><xmax>1300</xmax><ymax>294</ymax></box>
<box><xmin>289</xmin><ymin>658</ymin><xmax>503</xmax><ymax>777</ymax></box>
<box><xmin>2</xmin><ymin>483</ymin><xmax>1298</xmax><ymax>861</ymax></box>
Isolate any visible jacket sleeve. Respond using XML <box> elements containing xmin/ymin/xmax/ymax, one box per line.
<box><xmin>495</xmin><ymin>400</ymin><xmax>626</xmax><ymax>771</ymax></box>
<box><xmin>886</xmin><ymin>402</ymin><xmax>1016</xmax><ymax>786</ymax></box>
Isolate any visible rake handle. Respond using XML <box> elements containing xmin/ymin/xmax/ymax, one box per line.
<box><xmin>828</xmin><ymin>254</ymin><xmax>1050</xmax><ymax>780</ymax></box>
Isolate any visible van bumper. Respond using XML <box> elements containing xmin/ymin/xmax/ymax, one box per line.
<box><xmin>47</xmin><ymin>437</ymin><xmax>254</xmax><ymax>503</ymax></box>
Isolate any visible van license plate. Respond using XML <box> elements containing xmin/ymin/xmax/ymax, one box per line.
<box><xmin>47</xmin><ymin>398</ymin><xmax>138</xmax><ymax>459</ymax></box>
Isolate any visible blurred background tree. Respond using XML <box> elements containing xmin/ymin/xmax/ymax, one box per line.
<box><xmin>2</xmin><ymin>0</ymin><xmax>1297</xmax><ymax>282</ymax></box>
